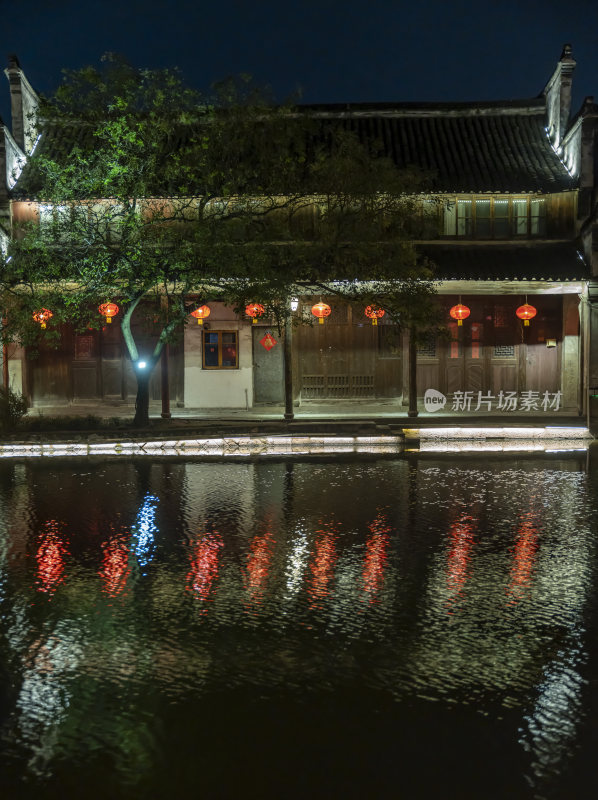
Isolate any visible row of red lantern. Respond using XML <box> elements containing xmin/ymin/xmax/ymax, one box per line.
<box><xmin>33</xmin><ymin>299</ymin><xmax>539</xmax><ymax>331</ymax></box>
<box><xmin>450</xmin><ymin>302</ymin><xmax>537</xmax><ymax>327</ymax></box>
<box><xmin>311</xmin><ymin>303</ymin><xmax>385</xmax><ymax>325</ymax></box>
<box><xmin>194</xmin><ymin>300</ymin><xmax>537</xmax><ymax>328</ymax></box>
<box><xmin>191</xmin><ymin>303</ymin><xmax>267</xmax><ymax>325</ymax></box>
<box><xmin>190</xmin><ymin>302</ymin><xmax>386</xmax><ymax>326</ymax></box>
<box><xmin>33</xmin><ymin>302</ymin><xmax>121</xmax><ymax>329</ymax></box>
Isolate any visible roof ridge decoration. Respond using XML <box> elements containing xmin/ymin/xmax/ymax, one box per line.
<box><xmin>298</xmin><ymin>99</ymin><xmax>547</xmax><ymax>119</ymax></box>
<box><xmin>542</xmin><ymin>43</ymin><xmax>576</xmax><ymax>150</ymax></box>
<box><xmin>4</xmin><ymin>55</ymin><xmax>40</xmax><ymax>154</ymax></box>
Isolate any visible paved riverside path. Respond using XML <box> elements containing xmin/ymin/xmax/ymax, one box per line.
<box><xmin>21</xmin><ymin>399</ymin><xmax>595</xmax><ymax>439</ymax></box>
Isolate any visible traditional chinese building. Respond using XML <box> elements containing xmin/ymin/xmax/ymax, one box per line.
<box><xmin>1</xmin><ymin>46</ymin><xmax>597</xmax><ymax>417</ymax></box>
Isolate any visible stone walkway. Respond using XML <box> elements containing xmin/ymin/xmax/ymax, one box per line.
<box><xmin>20</xmin><ymin>399</ymin><xmax>595</xmax><ymax>441</ymax></box>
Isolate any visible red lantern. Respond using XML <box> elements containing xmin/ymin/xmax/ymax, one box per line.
<box><xmin>449</xmin><ymin>303</ymin><xmax>470</xmax><ymax>326</ymax></box>
<box><xmin>191</xmin><ymin>305</ymin><xmax>211</xmax><ymax>325</ymax></box>
<box><xmin>516</xmin><ymin>303</ymin><xmax>537</xmax><ymax>326</ymax></box>
<box><xmin>311</xmin><ymin>302</ymin><xmax>331</xmax><ymax>325</ymax></box>
<box><xmin>245</xmin><ymin>303</ymin><xmax>265</xmax><ymax>324</ymax></box>
<box><xmin>365</xmin><ymin>306</ymin><xmax>385</xmax><ymax>326</ymax></box>
<box><xmin>33</xmin><ymin>308</ymin><xmax>53</xmax><ymax>329</ymax></box>
<box><xmin>98</xmin><ymin>302</ymin><xmax>119</xmax><ymax>323</ymax></box>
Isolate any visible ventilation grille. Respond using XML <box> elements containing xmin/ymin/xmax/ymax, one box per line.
<box><xmin>301</xmin><ymin>374</ymin><xmax>375</xmax><ymax>398</ymax></box>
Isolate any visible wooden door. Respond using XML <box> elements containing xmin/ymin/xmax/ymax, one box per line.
<box><xmin>521</xmin><ymin>297</ymin><xmax>561</xmax><ymax>394</ymax></box>
<box><xmin>29</xmin><ymin>325</ymin><xmax>72</xmax><ymax>404</ymax></box>
<box><xmin>100</xmin><ymin>321</ymin><xmax>125</xmax><ymax>399</ymax></box>
<box><xmin>418</xmin><ymin>296</ymin><xmax>564</xmax><ymax>400</ymax></box>
<box><xmin>297</xmin><ymin>303</ymin><xmax>380</xmax><ymax>399</ymax></box>
<box><xmin>72</xmin><ymin>330</ymin><xmax>100</xmax><ymax>398</ymax></box>
<box><xmin>253</xmin><ymin>326</ymin><xmax>284</xmax><ymax>403</ymax></box>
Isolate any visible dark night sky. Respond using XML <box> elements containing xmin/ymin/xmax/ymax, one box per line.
<box><xmin>2</xmin><ymin>0</ymin><xmax>598</xmax><ymax>124</ymax></box>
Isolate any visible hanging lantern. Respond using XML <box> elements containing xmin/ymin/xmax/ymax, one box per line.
<box><xmin>98</xmin><ymin>302</ymin><xmax>119</xmax><ymax>323</ymax></box>
<box><xmin>245</xmin><ymin>303</ymin><xmax>265</xmax><ymax>324</ymax></box>
<box><xmin>449</xmin><ymin>303</ymin><xmax>471</xmax><ymax>326</ymax></box>
<box><xmin>516</xmin><ymin>303</ymin><xmax>537</xmax><ymax>326</ymax></box>
<box><xmin>33</xmin><ymin>308</ymin><xmax>53</xmax><ymax>329</ymax></box>
<box><xmin>311</xmin><ymin>301</ymin><xmax>331</xmax><ymax>325</ymax></box>
<box><xmin>190</xmin><ymin>305</ymin><xmax>211</xmax><ymax>325</ymax></box>
<box><xmin>365</xmin><ymin>306</ymin><xmax>385</xmax><ymax>326</ymax></box>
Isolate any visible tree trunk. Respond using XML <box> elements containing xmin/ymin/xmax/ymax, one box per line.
<box><xmin>120</xmin><ymin>295</ymin><xmax>180</xmax><ymax>427</ymax></box>
<box><xmin>133</xmin><ymin>367</ymin><xmax>152</xmax><ymax>427</ymax></box>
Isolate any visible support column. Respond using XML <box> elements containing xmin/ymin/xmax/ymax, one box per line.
<box><xmin>586</xmin><ymin>287</ymin><xmax>598</xmax><ymax>427</ymax></box>
<box><xmin>408</xmin><ymin>327</ymin><xmax>418</xmax><ymax>417</ymax></box>
<box><xmin>161</xmin><ymin>343</ymin><xmax>171</xmax><ymax>419</ymax></box>
<box><xmin>283</xmin><ymin>315</ymin><xmax>294</xmax><ymax>421</ymax></box>
<box><xmin>1</xmin><ymin>318</ymin><xmax>7</xmax><ymax>389</ymax></box>
<box><xmin>160</xmin><ymin>296</ymin><xmax>171</xmax><ymax>419</ymax></box>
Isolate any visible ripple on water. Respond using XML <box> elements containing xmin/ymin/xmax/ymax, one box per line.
<box><xmin>0</xmin><ymin>455</ymin><xmax>596</xmax><ymax>798</ymax></box>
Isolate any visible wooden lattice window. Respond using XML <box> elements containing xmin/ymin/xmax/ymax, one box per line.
<box><xmin>493</xmin><ymin>344</ymin><xmax>516</xmax><ymax>358</ymax></box>
<box><xmin>202</xmin><ymin>331</ymin><xmax>238</xmax><ymax>369</ymax></box>
<box><xmin>443</xmin><ymin>196</ymin><xmax>547</xmax><ymax>239</ymax></box>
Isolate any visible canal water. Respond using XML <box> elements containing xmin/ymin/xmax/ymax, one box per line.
<box><xmin>0</xmin><ymin>452</ymin><xmax>597</xmax><ymax>799</ymax></box>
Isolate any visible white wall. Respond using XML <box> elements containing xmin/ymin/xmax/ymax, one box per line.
<box><xmin>184</xmin><ymin>303</ymin><xmax>254</xmax><ymax>408</ymax></box>
<box><xmin>3</xmin><ymin>343</ymin><xmax>24</xmax><ymax>394</ymax></box>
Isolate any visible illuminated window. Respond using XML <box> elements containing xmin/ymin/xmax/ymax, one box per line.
<box><xmin>39</xmin><ymin>204</ymin><xmax>70</xmax><ymax>240</ymax></box>
<box><xmin>530</xmin><ymin>199</ymin><xmax>546</xmax><ymax>235</ymax></box>
<box><xmin>443</xmin><ymin>197</ymin><xmax>547</xmax><ymax>238</ymax></box>
<box><xmin>493</xmin><ymin>199</ymin><xmax>509</xmax><ymax>238</ymax></box>
<box><xmin>513</xmin><ymin>199</ymin><xmax>528</xmax><ymax>235</ymax></box>
<box><xmin>202</xmin><ymin>331</ymin><xmax>238</xmax><ymax>369</ymax></box>
<box><xmin>475</xmin><ymin>199</ymin><xmax>491</xmax><ymax>238</ymax></box>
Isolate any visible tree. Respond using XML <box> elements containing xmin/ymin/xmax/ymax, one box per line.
<box><xmin>1</xmin><ymin>55</ymin><xmax>440</xmax><ymax>425</ymax></box>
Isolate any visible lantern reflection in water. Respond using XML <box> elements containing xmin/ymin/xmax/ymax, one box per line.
<box><xmin>362</xmin><ymin>511</ymin><xmax>391</xmax><ymax>603</ymax></box>
<box><xmin>445</xmin><ymin>513</ymin><xmax>476</xmax><ymax>609</ymax></box>
<box><xmin>506</xmin><ymin>511</ymin><xmax>539</xmax><ymax>605</ymax></box>
<box><xmin>245</xmin><ymin>526</ymin><xmax>274</xmax><ymax>605</ymax></box>
<box><xmin>186</xmin><ymin>531</ymin><xmax>222</xmax><ymax>609</ymax></box>
<box><xmin>36</xmin><ymin>521</ymin><xmax>68</xmax><ymax>596</ymax></box>
<box><xmin>100</xmin><ymin>530</ymin><xmax>132</xmax><ymax>597</ymax></box>
<box><xmin>308</xmin><ymin>520</ymin><xmax>339</xmax><ymax>607</ymax></box>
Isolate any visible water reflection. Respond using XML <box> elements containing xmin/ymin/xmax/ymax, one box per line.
<box><xmin>99</xmin><ymin>529</ymin><xmax>131</xmax><ymax>598</ymax></box>
<box><xmin>245</xmin><ymin>524</ymin><xmax>275</xmax><ymax>606</ymax></box>
<box><xmin>186</xmin><ymin>530</ymin><xmax>222</xmax><ymax>608</ymax></box>
<box><xmin>445</xmin><ymin>512</ymin><xmax>476</xmax><ymax>608</ymax></box>
<box><xmin>0</xmin><ymin>454</ymin><xmax>595</xmax><ymax>799</ymax></box>
<box><xmin>131</xmin><ymin>494</ymin><xmax>159</xmax><ymax>570</ymax></box>
<box><xmin>35</xmin><ymin>521</ymin><xmax>68</xmax><ymax>596</ymax></box>
<box><xmin>361</xmin><ymin>510</ymin><xmax>391</xmax><ymax>603</ymax></box>
<box><xmin>284</xmin><ymin>525</ymin><xmax>309</xmax><ymax>600</ymax></box>
<box><xmin>507</xmin><ymin>510</ymin><xmax>539</xmax><ymax>606</ymax></box>
<box><xmin>307</xmin><ymin>519</ymin><xmax>339</xmax><ymax>608</ymax></box>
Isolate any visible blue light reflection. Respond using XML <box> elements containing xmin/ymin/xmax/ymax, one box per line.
<box><xmin>131</xmin><ymin>494</ymin><xmax>159</xmax><ymax>571</ymax></box>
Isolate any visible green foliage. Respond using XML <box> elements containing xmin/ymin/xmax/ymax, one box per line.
<box><xmin>19</xmin><ymin>414</ymin><xmax>123</xmax><ymax>432</ymax></box>
<box><xmin>0</xmin><ymin>386</ymin><xmax>29</xmax><ymax>431</ymax></box>
<box><xmin>1</xmin><ymin>55</ymin><xmax>440</xmax><ymax>423</ymax></box>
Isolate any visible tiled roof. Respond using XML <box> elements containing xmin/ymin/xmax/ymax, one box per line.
<box><xmin>14</xmin><ymin>99</ymin><xmax>574</xmax><ymax>197</ymax></box>
<box><xmin>307</xmin><ymin>101</ymin><xmax>574</xmax><ymax>193</ymax></box>
<box><xmin>419</xmin><ymin>242</ymin><xmax>589</xmax><ymax>281</ymax></box>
